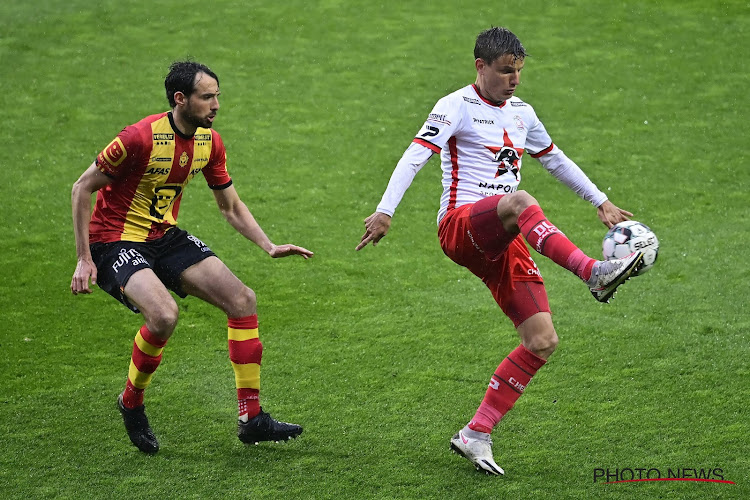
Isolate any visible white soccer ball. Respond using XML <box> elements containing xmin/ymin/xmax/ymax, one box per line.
<box><xmin>602</xmin><ymin>220</ymin><xmax>659</xmax><ymax>275</ymax></box>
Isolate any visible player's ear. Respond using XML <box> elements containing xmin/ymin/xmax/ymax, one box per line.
<box><xmin>475</xmin><ymin>58</ymin><xmax>486</xmax><ymax>73</ymax></box>
<box><xmin>174</xmin><ymin>91</ymin><xmax>187</xmax><ymax>107</ymax></box>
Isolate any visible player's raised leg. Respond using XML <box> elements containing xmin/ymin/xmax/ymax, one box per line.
<box><xmin>494</xmin><ymin>191</ymin><xmax>641</xmax><ymax>302</ymax></box>
<box><xmin>118</xmin><ymin>268</ymin><xmax>180</xmax><ymax>454</ymax></box>
<box><xmin>180</xmin><ymin>256</ymin><xmax>303</xmax><ymax>443</ymax></box>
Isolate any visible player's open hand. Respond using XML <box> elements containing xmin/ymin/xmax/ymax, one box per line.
<box><xmin>71</xmin><ymin>258</ymin><xmax>97</xmax><ymax>295</ymax></box>
<box><xmin>268</xmin><ymin>244</ymin><xmax>314</xmax><ymax>259</ymax></box>
<box><xmin>597</xmin><ymin>200</ymin><xmax>633</xmax><ymax>229</ymax></box>
<box><xmin>356</xmin><ymin>212</ymin><xmax>392</xmax><ymax>251</ymax></box>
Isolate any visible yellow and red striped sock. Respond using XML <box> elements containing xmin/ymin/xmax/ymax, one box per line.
<box><xmin>228</xmin><ymin>315</ymin><xmax>262</xmax><ymax>421</ymax></box>
<box><xmin>122</xmin><ymin>325</ymin><xmax>167</xmax><ymax>409</ymax></box>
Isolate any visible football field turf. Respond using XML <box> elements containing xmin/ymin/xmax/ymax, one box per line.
<box><xmin>1</xmin><ymin>1</ymin><xmax>747</xmax><ymax>498</ymax></box>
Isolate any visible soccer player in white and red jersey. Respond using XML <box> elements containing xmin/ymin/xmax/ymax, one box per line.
<box><xmin>357</xmin><ymin>28</ymin><xmax>643</xmax><ymax>475</ymax></box>
<box><xmin>71</xmin><ymin>61</ymin><xmax>312</xmax><ymax>453</ymax></box>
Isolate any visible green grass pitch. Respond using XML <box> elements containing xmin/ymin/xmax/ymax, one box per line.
<box><xmin>1</xmin><ymin>0</ymin><xmax>748</xmax><ymax>498</ymax></box>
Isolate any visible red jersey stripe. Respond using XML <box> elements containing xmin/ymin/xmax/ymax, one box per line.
<box><xmin>413</xmin><ymin>138</ymin><xmax>441</xmax><ymax>154</ymax></box>
<box><xmin>448</xmin><ymin>136</ymin><xmax>459</xmax><ymax>210</ymax></box>
<box><xmin>530</xmin><ymin>143</ymin><xmax>555</xmax><ymax>158</ymax></box>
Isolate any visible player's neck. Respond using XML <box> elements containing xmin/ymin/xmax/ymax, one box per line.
<box><xmin>169</xmin><ymin>110</ymin><xmax>197</xmax><ymax>138</ymax></box>
<box><xmin>473</xmin><ymin>82</ymin><xmax>504</xmax><ymax>106</ymax></box>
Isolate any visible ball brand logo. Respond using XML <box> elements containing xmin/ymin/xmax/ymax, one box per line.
<box><xmin>594</xmin><ymin>467</ymin><xmax>734</xmax><ymax>485</ymax></box>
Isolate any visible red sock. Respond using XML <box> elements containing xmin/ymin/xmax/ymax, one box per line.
<box><xmin>517</xmin><ymin>205</ymin><xmax>595</xmax><ymax>281</ymax></box>
<box><xmin>468</xmin><ymin>344</ymin><xmax>547</xmax><ymax>433</ymax></box>
<box><xmin>228</xmin><ymin>315</ymin><xmax>262</xmax><ymax>420</ymax></box>
<box><xmin>122</xmin><ymin>325</ymin><xmax>168</xmax><ymax>409</ymax></box>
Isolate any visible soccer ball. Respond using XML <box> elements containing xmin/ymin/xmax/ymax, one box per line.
<box><xmin>602</xmin><ymin>220</ymin><xmax>659</xmax><ymax>275</ymax></box>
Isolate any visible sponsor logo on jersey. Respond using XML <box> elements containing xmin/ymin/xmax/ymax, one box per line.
<box><xmin>179</xmin><ymin>151</ymin><xmax>189</xmax><ymax>167</ymax></box>
<box><xmin>478</xmin><ymin>182</ymin><xmax>518</xmax><ymax>193</ymax></box>
<box><xmin>101</xmin><ymin>137</ymin><xmax>127</xmax><ymax>167</ymax></box>
<box><xmin>421</xmin><ymin>125</ymin><xmax>439</xmax><ymax>138</ymax></box>
<box><xmin>473</xmin><ymin>118</ymin><xmax>495</xmax><ymax>125</ymax></box>
<box><xmin>510</xmin><ymin>101</ymin><xmax>527</xmax><ymax>107</ymax></box>
<box><xmin>427</xmin><ymin>113</ymin><xmax>451</xmax><ymax>125</ymax></box>
<box><xmin>145</xmin><ymin>167</ymin><xmax>171</xmax><ymax>175</ymax></box>
<box><xmin>152</xmin><ymin>157</ymin><xmax>172</xmax><ymax>162</ymax></box>
<box><xmin>463</xmin><ymin>96</ymin><xmax>481</xmax><ymax>105</ymax></box>
<box><xmin>194</xmin><ymin>133</ymin><xmax>211</xmax><ymax>141</ymax></box>
<box><xmin>153</xmin><ymin>133</ymin><xmax>174</xmax><ymax>141</ymax></box>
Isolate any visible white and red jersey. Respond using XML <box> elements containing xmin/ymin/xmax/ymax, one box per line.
<box><xmin>376</xmin><ymin>84</ymin><xmax>608</xmax><ymax>224</ymax></box>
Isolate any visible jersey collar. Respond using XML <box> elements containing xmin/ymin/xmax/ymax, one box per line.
<box><xmin>168</xmin><ymin>111</ymin><xmax>196</xmax><ymax>140</ymax></box>
<box><xmin>472</xmin><ymin>84</ymin><xmax>507</xmax><ymax>108</ymax></box>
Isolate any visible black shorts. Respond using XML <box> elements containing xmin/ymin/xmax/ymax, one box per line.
<box><xmin>90</xmin><ymin>228</ymin><xmax>216</xmax><ymax>313</ymax></box>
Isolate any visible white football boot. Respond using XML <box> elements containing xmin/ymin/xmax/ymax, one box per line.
<box><xmin>450</xmin><ymin>430</ymin><xmax>504</xmax><ymax>476</ymax></box>
<box><xmin>587</xmin><ymin>252</ymin><xmax>643</xmax><ymax>303</ymax></box>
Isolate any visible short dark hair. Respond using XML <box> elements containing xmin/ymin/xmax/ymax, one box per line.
<box><xmin>164</xmin><ymin>61</ymin><xmax>220</xmax><ymax>107</ymax></box>
<box><xmin>474</xmin><ymin>27</ymin><xmax>527</xmax><ymax>64</ymax></box>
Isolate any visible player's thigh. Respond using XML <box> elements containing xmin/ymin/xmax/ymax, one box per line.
<box><xmin>468</xmin><ymin>195</ymin><xmax>520</xmax><ymax>260</ymax></box>
<box><xmin>123</xmin><ymin>267</ymin><xmax>179</xmax><ymax>333</ymax></box>
<box><xmin>180</xmin><ymin>256</ymin><xmax>256</xmax><ymax>316</ymax></box>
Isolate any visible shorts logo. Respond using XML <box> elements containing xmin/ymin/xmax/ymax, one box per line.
<box><xmin>187</xmin><ymin>234</ymin><xmax>212</xmax><ymax>252</ymax></box>
<box><xmin>102</xmin><ymin>137</ymin><xmax>127</xmax><ymax>167</ymax></box>
<box><xmin>111</xmin><ymin>248</ymin><xmax>147</xmax><ymax>273</ymax></box>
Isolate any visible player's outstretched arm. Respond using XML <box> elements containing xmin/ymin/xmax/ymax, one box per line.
<box><xmin>213</xmin><ymin>185</ymin><xmax>313</xmax><ymax>259</ymax></box>
<box><xmin>71</xmin><ymin>163</ymin><xmax>112</xmax><ymax>295</ymax></box>
<box><xmin>597</xmin><ymin>200</ymin><xmax>633</xmax><ymax>229</ymax></box>
<box><xmin>356</xmin><ymin>212</ymin><xmax>392</xmax><ymax>251</ymax></box>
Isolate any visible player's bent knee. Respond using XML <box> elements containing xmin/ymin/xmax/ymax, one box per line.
<box><xmin>526</xmin><ymin>331</ymin><xmax>558</xmax><ymax>358</ymax></box>
<box><xmin>228</xmin><ymin>286</ymin><xmax>256</xmax><ymax>317</ymax></box>
<box><xmin>506</xmin><ymin>190</ymin><xmax>538</xmax><ymax>215</ymax></box>
<box><xmin>145</xmin><ymin>301</ymin><xmax>179</xmax><ymax>339</ymax></box>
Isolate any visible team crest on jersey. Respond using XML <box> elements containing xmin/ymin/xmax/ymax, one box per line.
<box><xmin>490</xmin><ymin>146</ymin><xmax>521</xmax><ymax>179</ymax></box>
<box><xmin>179</xmin><ymin>151</ymin><xmax>189</xmax><ymax>167</ymax></box>
<box><xmin>514</xmin><ymin>115</ymin><xmax>525</xmax><ymax>131</ymax></box>
<box><xmin>485</xmin><ymin>129</ymin><xmax>524</xmax><ymax>180</ymax></box>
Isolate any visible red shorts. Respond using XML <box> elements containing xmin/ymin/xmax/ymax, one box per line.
<box><xmin>438</xmin><ymin>196</ymin><xmax>550</xmax><ymax>327</ymax></box>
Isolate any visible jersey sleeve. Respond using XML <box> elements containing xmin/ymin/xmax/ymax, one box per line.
<box><xmin>523</xmin><ymin>108</ymin><xmax>554</xmax><ymax>157</ymax></box>
<box><xmin>376</xmin><ymin>142</ymin><xmax>434</xmax><ymax>216</ymax></box>
<box><xmin>411</xmin><ymin>95</ymin><xmax>463</xmax><ymax>152</ymax></box>
<box><xmin>95</xmin><ymin>125</ymin><xmax>145</xmax><ymax>178</ymax></box>
<box><xmin>203</xmin><ymin>130</ymin><xmax>233</xmax><ymax>189</ymax></box>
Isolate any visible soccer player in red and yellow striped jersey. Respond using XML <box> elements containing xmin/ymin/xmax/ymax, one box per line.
<box><xmin>71</xmin><ymin>61</ymin><xmax>313</xmax><ymax>453</ymax></box>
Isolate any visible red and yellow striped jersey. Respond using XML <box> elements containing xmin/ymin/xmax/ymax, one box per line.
<box><xmin>90</xmin><ymin>112</ymin><xmax>232</xmax><ymax>243</ymax></box>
